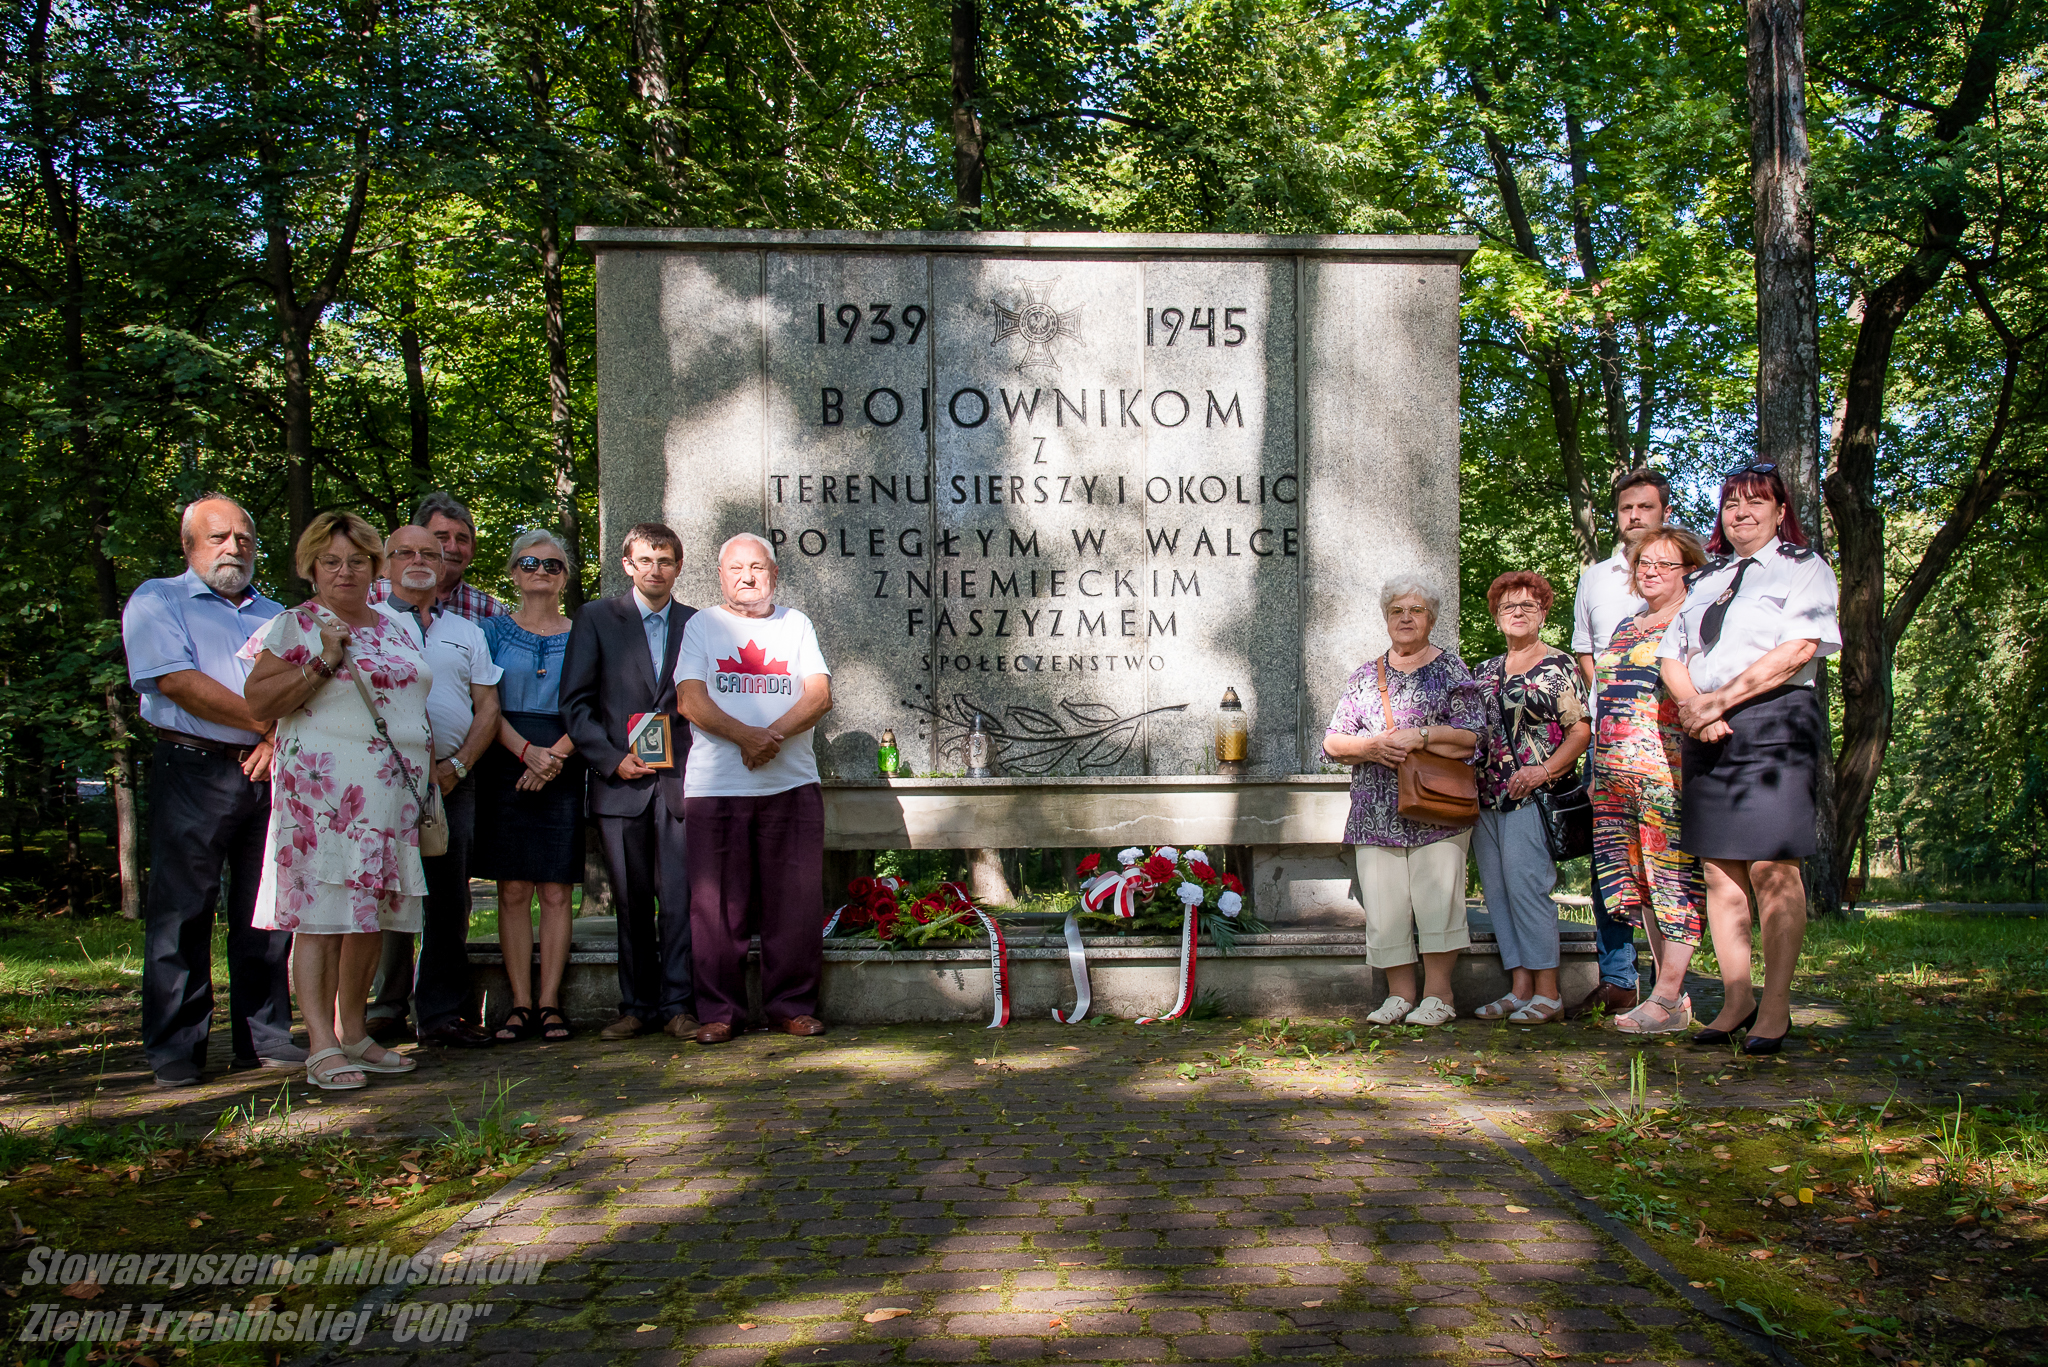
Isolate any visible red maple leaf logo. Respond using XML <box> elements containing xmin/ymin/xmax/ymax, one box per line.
<box><xmin>717</xmin><ymin>639</ymin><xmax>790</xmax><ymax>675</ymax></box>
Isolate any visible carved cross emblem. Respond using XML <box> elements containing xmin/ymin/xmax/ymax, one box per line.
<box><xmin>991</xmin><ymin>277</ymin><xmax>1082</xmax><ymax>378</ymax></box>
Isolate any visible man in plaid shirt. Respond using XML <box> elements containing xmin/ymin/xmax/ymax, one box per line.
<box><xmin>366</xmin><ymin>489</ymin><xmax>504</xmax><ymax>1042</ymax></box>
<box><xmin>366</xmin><ymin>490</ymin><xmax>508</xmax><ymax>623</ymax></box>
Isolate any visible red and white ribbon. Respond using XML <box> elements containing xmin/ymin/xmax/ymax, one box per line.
<box><xmin>970</xmin><ymin>907</ymin><xmax>1011</xmax><ymax>1028</ymax></box>
<box><xmin>1080</xmin><ymin>868</ymin><xmax>1148</xmax><ymax>920</ymax></box>
<box><xmin>1136</xmin><ymin>906</ymin><xmax>1200</xmax><ymax>1024</ymax></box>
<box><xmin>1052</xmin><ymin>912</ymin><xmax>1092</xmax><ymax>1024</ymax></box>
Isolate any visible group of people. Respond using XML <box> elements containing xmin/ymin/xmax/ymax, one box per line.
<box><xmin>1325</xmin><ymin>465</ymin><xmax>1840</xmax><ymax>1054</ymax></box>
<box><xmin>123</xmin><ymin>493</ymin><xmax>833</xmax><ymax>1090</ymax></box>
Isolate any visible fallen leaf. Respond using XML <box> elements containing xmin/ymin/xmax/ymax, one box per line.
<box><xmin>1048</xmin><ymin>1318</ymin><xmax>1065</xmax><ymax>1329</ymax></box>
<box><xmin>1057</xmin><ymin>1261</ymin><xmax>1084</xmax><ymax>1267</ymax></box>
<box><xmin>1867</xmin><ymin>1256</ymin><xmax>1880</xmax><ymax>1274</ymax></box>
<box><xmin>1778</xmin><ymin>1195</ymin><xmax>1799</xmax><ymax>1207</ymax></box>
<box><xmin>558</xmin><ymin>1115</ymin><xmax>584</xmax><ymax>1124</ymax></box>
<box><xmin>976</xmin><ymin>1285</ymin><xmax>994</xmax><ymax>1292</ymax></box>
<box><xmin>737</xmin><ymin>1323</ymin><xmax>757</xmax><ymax>1331</ymax></box>
<box><xmin>1301</xmin><ymin>1300</ymin><xmax>1324</xmax><ymax>1308</ymax></box>
<box><xmin>1689</xmin><ymin>1281</ymin><xmax>1711</xmax><ymax>1289</ymax></box>
<box><xmin>1798</xmin><ymin>1188</ymin><xmax>1814</xmax><ymax>1204</ymax></box>
<box><xmin>635</xmin><ymin>1324</ymin><xmax>659</xmax><ymax>1332</ymax></box>
<box><xmin>862</xmin><ymin>1308</ymin><xmax>912</xmax><ymax>1324</ymax></box>
<box><xmin>1505</xmin><ymin>1205</ymin><xmax>1530</xmax><ymax>1214</ymax></box>
<box><xmin>1931</xmin><ymin>1274</ymin><xmax>1950</xmax><ymax>1282</ymax></box>
<box><xmin>1767</xmin><ymin>1164</ymin><xmax>1792</xmax><ymax>1174</ymax></box>
<box><xmin>1748</xmin><ymin>1249</ymin><xmax>1774</xmax><ymax>1260</ymax></box>
<box><xmin>1060</xmin><ymin>1045</ymin><xmax>1079</xmax><ymax>1051</ymax></box>
<box><xmin>247</xmin><ymin>1295</ymin><xmax>275</xmax><ymax>1314</ymax></box>
<box><xmin>271</xmin><ymin>1195</ymin><xmax>287</xmax><ymax>1207</ymax></box>
<box><xmin>60</xmin><ymin>1280</ymin><xmax>104</xmax><ymax>1300</ymax></box>
<box><xmin>400</xmin><ymin>1160</ymin><xmax>421</xmax><ymax>1174</ymax></box>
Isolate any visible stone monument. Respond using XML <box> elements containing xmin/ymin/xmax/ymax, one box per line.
<box><xmin>579</xmin><ymin>228</ymin><xmax>1477</xmax><ymax>784</ymax></box>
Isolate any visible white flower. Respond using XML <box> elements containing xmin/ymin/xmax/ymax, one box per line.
<box><xmin>1185</xmin><ymin>848</ymin><xmax>1211</xmax><ymax>866</ymax></box>
<box><xmin>1118</xmin><ymin>847</ymin><xmax>1143</xmax><ymax>866</ymax></box>
<box><xmin>1176</xmin><ymin>881</ymin><xmax>1205</xmax><ymax>906</ymax></box>
<box><xmin>1156</xmin><ymin>846</ymin><xmax>1180</xmax><ymax>862</ymax></box>
<box><xmin>1218</xmin><ymin>890</ymin><xmax>1243</xmax><ymax>917</ymax></box>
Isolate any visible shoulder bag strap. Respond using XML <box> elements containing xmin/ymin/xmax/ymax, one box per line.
<box><xmin>344</xmin><ymin>651</ymin><xmax>433</xmax><ymax>823</ymax></box>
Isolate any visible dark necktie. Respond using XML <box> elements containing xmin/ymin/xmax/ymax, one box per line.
<box><xmin>1698</xmin><ymin>557</ymin><xmax>1755</xmax><ymax>650</ymax></box>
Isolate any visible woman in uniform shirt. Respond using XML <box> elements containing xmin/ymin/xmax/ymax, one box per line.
<box><xmin>1658</xmin><ymin>464</ymin><xmax>1840</xmax><ymax>1055</ymax></box>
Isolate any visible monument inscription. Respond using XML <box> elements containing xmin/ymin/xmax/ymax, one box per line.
<box><xmin>582</xmin><ymin>230</ymin><xmax>1476</xmax><ymax>781</ymax></box>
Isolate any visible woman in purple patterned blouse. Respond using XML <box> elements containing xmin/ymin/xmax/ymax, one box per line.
<box><xmin>1323</xmin><ymin>578</ymin><xmax>1484</xmax><ymax>1028</ymax></box>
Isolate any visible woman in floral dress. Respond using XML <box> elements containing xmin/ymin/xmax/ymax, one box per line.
<box><xmin>243</xmin><ymin>512</ymin><xmax>430</xmax><ymax>1090</ymax></box>
<box><xmin>1470</xmin><ymin>572</ymin><xmax>1591</xmax><ymax>1024</ymax></box>
<box><xmin>1594</xmin><ymin>528</ymin><xmax>1709</xmax><ymax>1035</ymax></box>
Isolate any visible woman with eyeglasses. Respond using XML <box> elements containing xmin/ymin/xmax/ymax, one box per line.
<box><xmin>474</xmin><ymin>531</ymin><xmax>586</xmax><ymax>1043</ymax></box>
<box><xmin>1469</xmin><ymin>572</ymin><xmax>1591</xmax><ymax>1024</ymax></box>
<box><xmin>241</xmin><ymin>511</ymin><xmax>430</xmax><ymax>1090</ymax></box>
<box><xmin>1593</xmin><ymin>527</ymin><xmax>1710</xmax><ymax>1036</ymax></box>
<box><xmin>1659</xmin><ymin>465</ymin><xmax>1840</xmax><ymax>1054</ymax></box>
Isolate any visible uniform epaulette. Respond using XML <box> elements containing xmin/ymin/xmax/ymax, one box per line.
<box><xmin>1684</xmin><ymin>555</ymin><xmax>1729</xmax><ymax>587</ymax></box>
<box><xmin>1776</xmin><ymin>543</ymin><xmax>1817</xmax><ymax>563</ymax></box>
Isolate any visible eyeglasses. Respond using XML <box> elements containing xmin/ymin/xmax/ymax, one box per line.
<box><xmin>1496</xmin><ymin>601</ymin><xmax>1545</xmax><ymax>616</ymax></box>
<box><xmin>389</xmin><ymin>547</ymin><xmax>443</xmax><ymax>562</ymax></box>
<box><xmin>315</xmin><ymin>555</ymin><xmax>372</xmax><ymax>573</ymax></box>
<box><xmin>1637</xmin><ymin>558</ymin><xmax>1687</xmax><ymax>573</ymax></box>
<box><xmin>516</xmin><ymin>556</ymin><xmax>568</xmax><ymax>575</ymax></box>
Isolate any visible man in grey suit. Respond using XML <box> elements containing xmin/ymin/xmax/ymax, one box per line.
<box><xmin>559</xmin><ymin>523</ymin><xmax>696</xmax><ymax>1040</ymax></box>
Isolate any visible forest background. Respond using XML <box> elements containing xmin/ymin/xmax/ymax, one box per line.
<box><xmin>1</xmin><ymin>0</ymin><xmax>2043</xmax><ymax>918</ymax></box>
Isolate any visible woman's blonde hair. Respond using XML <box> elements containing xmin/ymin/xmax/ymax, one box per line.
<box><xmin>295</xmin><ymin>510</ymin><xmax>385</xmax><ymax>582</ymax></box>
<box><xmin>1628</xmin><ymin>526</ymin><xmax>1708</xmax><ymax>595</ymax></box>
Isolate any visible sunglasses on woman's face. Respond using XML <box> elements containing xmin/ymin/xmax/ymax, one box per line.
<box><xmin>515</xmin><ymin>556</ymin><xmax>568</xmax><ymax>575</ymax></box>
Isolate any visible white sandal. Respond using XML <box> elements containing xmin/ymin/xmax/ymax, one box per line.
<box><xmin>1474</xmin><ymin>993</ymin><xmax>1529</xmax><ymax>1021</ymax></box>
<box><xmin>1508</xmin><ymin>995</ymin><xmax>1564</xmax><ymax>1024</ymax></box>
<box><xmin>1366</xmin><ymin>996</ymin><xmax>1413</xmax><ymax>1025</ymax></box>
<box><xmin>1615</xmin><ymin>993</ymin><xmax>1693</xmax><ymax>1035</ymax></box>
<box><xmin>304</xmin><ymin>1047</ymin><xmax>367</xmax><ymax>1091</ymax></box>
<box><xmin>340</xmin><ymin>1035</ymin><xmax>417</xmax><ymax>1074</ymax></box>
<box><xmin>1404</xmin><ymin>996</ymin><xmax>1458</xmax><ymax>1027</ymax></box>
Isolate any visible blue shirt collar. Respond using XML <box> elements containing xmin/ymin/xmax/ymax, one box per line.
<box><xmin>632</xmin><ymin>589</ymin><xmax>670</xmax><ymax>622</ymax></box>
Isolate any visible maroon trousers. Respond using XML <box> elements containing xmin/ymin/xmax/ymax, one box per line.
<box><xmin>684</xmin><ymin>783</ymin><xmax>826</xmax><ymax>1027</ymax></box>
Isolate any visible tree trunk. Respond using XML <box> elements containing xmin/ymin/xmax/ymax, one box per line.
<box><xmin>1822</xmin><ymin>0</ymin><xmax>2014</xmax><ymax>891</ymax></box>
<box><xmin>1563</xmin><ymin>105</ymin><xmax>1630</xmax><ymax>476</ymax></box>
<box><xmin>967</xmin><ymin>846</ymin><xmax>1012</xmax><ymax>905</ymax></box>
<box><xmin>539</xmin><ymin>203</ymin><xmax>583</xmax><ymax>612</ymax></box>
<box><xmin>1748</xmin><ymin>0</ymin><xmax>1838</xmax><ymax>914</ymax></box>
<box><xmin>632</xmin><ymin>0</ymin><xmax>681</xmax><ymax>170</ymax></box>
<box><xmin>398</xmin><ymin>240</ymin><xmax>431</xmax><ymax>489</ymax></box>
<box><xmin>950</xmin><ymin>0</ymin><xmax>983</xmax><ymax>218</ymax></box>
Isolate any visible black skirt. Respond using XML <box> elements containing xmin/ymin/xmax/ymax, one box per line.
<box><xmin>471</xmin><ymin>712</ymin><xmax>587</xmax><ymax>885</ymax></box>
<box><xmin>1678</xmin><ymin>685</ymin><xmax>1821</xmax><ymax>862</ymax></box>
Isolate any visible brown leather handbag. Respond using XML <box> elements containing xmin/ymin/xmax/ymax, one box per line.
<box><xmin>1376</xmin><ymin>657</ymin><xmax>1479</xmax><ymax>829</ymax></box>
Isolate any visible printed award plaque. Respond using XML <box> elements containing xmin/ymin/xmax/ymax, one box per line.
<box><xmin>626</xmin><ymin>712</ymin><xmax>674</xmax><ymax>769</ymax></box>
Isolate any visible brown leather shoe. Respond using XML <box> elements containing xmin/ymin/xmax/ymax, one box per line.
<box><xmin>1569</xmin><ymin>983</ymin><xmax>1639</xmax><ymax>1019</ymax></box>
<box><xmin>662</xmin><ymin>1015</ymin><xmax>699</xmax><ymax>1039</ymax></box>
<box><xmin>694</xmin><ymin>1021</ymin><xmax>735</xmax><ymax>1045</ymax></box>
<box><xmin>599</xmin><ymin>1014</ymin><xmax>647</xmax><ymax>1040</ymax></box>
<box><xmin>773</xmin><ymin>1015</ymin><xmax>827</xmax><ymax>1037</ymax></box>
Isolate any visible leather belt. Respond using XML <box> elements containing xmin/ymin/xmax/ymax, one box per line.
<box><xmin>155</xmin><ymin>728</ymin><xmax>260</xmax><ymax>764</ymax></box>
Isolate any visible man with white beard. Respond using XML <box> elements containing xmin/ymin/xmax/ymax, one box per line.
<box><xmin>368</xmin><ymin>525</ymin><xmax>504</xmax><ymax>1048</ymax></box>
<box><xmin>122</xmin><ymin>493</ymin><xmax>298</xmax><ymax>1087</ymax></box>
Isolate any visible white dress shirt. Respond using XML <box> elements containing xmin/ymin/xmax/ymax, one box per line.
<box><xmin>1572</xmin><ymin>549</ymin><xmax>1644</xmax><ymax>657</ymax></box>
<box><xmin>376</xmin><ymin>600</ymin><xmax>504</xmax><ymax>759</ymax></box>
<box><xmin>1657</xmin><ymin>538</ymin><xmax>1841</xmax><ymax>694</ymax></box>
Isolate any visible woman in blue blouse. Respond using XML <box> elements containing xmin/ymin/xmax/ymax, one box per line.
<box><xmin>476</xmin><ymin>531</ymin><xmax>586</xmax><ymax>1042</ymax></box>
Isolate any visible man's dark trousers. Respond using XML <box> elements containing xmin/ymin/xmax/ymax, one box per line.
<box><xmin>141</xmin><ymin>741</ymin><xmax>294</xmax><ymax>1071</ymax></box>
<box><xmin>599</xmin><ymin>796</ymin><xmax>693</xmax><ymax>1022</ymax></box>
<box><xmin>373</xmin><ymin>775</ymin><xmax>477</xmax><ymax>1032</ymax></box>
<box><xmin>685</xmin><ymin>784</ymin><xmax>825</xmax><ymax>1028</ymax></box>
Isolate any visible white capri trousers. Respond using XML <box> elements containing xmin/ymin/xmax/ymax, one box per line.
<box><xmin>1352</xmin><ymin>831</ymin><xmax>1472</xmax><ymax>969</ymax></box>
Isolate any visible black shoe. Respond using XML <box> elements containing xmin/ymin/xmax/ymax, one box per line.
<box><xmin>1692</xmin><ymin>1006</ymin><xmax>1758</xmax><ymax>1046</ymax></box>
<box><xmin>153</xmin><ymin>1060</ymin><xmax>202</xmax><ymax>1089</ymax></box>
<box><xmin>418</xmin><ymin>1021</ymin><xmax>497</xmax><ymax>1049</ymax></box>
<box><xmin>1742</xmin><ymin>1029</ymin><xmax>1790</xmax><ymax>1056</ymax></box>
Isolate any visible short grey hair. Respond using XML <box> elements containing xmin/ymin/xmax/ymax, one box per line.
<box><xmin>411</xmin><ymin>490</ymin><xmax>475</xmax><ymax>533</ymax></box>
<box><xmin>179</xmin><ymin>492</ymin><xmax>254</xmax><ymax>547</ymax></box>
<box><xmin>506</xmin><ymin>528</ymin><xmax>569</xmax><ymax>575</ymax></box>
<box><xmin>717</xmin><ymin>532</ymin><xmax>778</xmax><ymax>567</ymax></box>
<box><xmin>1379</xmin><ymin>576</ymin><xmax>1442</xmax><ymax>620</ymax></box>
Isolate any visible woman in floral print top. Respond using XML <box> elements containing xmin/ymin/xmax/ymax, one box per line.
<box><xmin>243</xmin><ymin>512</ymin><xmax>429</xmax><ymax>1091</ymax></box>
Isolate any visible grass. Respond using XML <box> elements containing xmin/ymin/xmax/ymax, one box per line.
<box><xmin>1514</xmin><ymin>1093</ymin><xmax>2048</xmax><ymax>1366</ymax></box>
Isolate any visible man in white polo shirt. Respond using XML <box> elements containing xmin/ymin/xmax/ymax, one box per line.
<box><xmin>368</xmin><ymin>524</ymin><xmax>504</xmax><ymax>1047</ymax></box>
<box><xmin>1569</xmin><ymin>467</ymin><xmax>1673</xmax><ymax>1015</ymax></box>
<box><xmin>675</xmin><ymin>532</ymin><xmax>833</xmax><ymax>1045</ymax></box>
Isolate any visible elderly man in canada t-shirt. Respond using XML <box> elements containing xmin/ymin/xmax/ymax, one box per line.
<box><xmin>672</xmin><ymin>532</ymin><xmax>834</xmax><ymax>1045</ymax></box>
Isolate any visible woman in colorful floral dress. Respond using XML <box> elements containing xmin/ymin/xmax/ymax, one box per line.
<box><xmin>1594</xmin><ymin>527</ymin><xmax>1709</xmax><ymax>1035</ymax></box>
<box><xmin>243</xmin><ymin>511</ymin><xmax>430</xmax><ymax>1090</ymax></box>
<box><xmin>1471</xmin><ymin>572</ymin><xmax>1591</xmax><ymax>1024</ymax></box>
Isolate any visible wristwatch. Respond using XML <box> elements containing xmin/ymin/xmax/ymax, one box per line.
<box><xmin>1419</xmin><ymin>727</ymin><xmax>1431</xmax><ymax>747</ymax></box>
<box><xmin>448</xmin><ymin>756</ymin><xmax>469</xmax><ymax>780</ymax></box>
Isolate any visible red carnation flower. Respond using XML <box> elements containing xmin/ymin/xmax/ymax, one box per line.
<box><xmin>1192</xmin><ymin>862</ymin><xmax>1219</xmax><ymax>884</ymax></box>
<box><xmin>1140</xmin><ymin>855</ymin><xmax>1176</xmax><ymax>883</ymax></box>
<box><xmin>1221</xmin><ymin>872</ymin><xmax>1244</xmax><ymax>895</ymax></box>
<box><xmin>1076</xmin><ymin>852</ymin><xmax>1102</xmax><ymax>876</ymax></box>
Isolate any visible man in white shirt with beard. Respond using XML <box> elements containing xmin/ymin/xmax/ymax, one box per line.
<box><xmin>1570</xmin><ymin>467</ymin><xmax>1674</xmax><ymax>1015</ymax></box>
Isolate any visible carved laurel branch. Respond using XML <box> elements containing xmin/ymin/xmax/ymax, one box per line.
<box><xmin>903</xmin><ymin>693</ymin><xmax>1190</xmax><ymax>775</ymax></box>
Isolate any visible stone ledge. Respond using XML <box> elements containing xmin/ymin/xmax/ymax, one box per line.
<box><xmin>576</xmin><ymin>227</ymin><xmax>1481</xmax><ymax>263</ymax></box>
